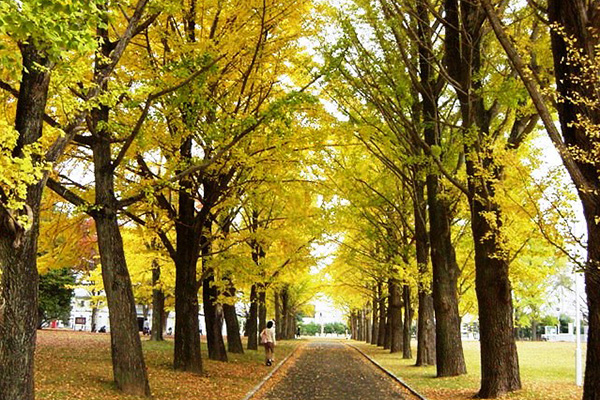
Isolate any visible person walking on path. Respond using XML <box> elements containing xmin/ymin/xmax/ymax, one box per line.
<box><xmin>260</xmin><ymin>320</ymin><xmax>276</xmax><ymax>366</ymax></box>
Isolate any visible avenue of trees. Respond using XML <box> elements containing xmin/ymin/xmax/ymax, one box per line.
<box><xmin>0</xmin><ymin>1</ymin><xmax>599</xmax><ymax>400</ymax></box>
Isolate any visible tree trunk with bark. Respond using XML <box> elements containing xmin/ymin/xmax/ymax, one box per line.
<box><xmin>258</xmin><ymin>287</ymin><xmax>267</xmax><ymax>335</ymax></box>
<box><xmin>202</xmin><ymin>271</ymin><xmax>227</xmax><ymax>361</ymax></box>
<box><xmin>92</xmin><ymin>128</ymin><xmax>150</xmax><ymax>396</ymax></box>
<box><xmin>91</xmin><ymin>306</ymin><xmax>99</xmax><ymax>333</ymax></box>
<box><xmin>87</xmin><ymin>28</ymin><xmax>151</xmax><ymax>393</ymax></box>
<box><xmin>223</xmin><ymin>279</ymin><xmax>244</xmax><ymax>354</ymax></box>
<box><xmin>201</xmin><ymin>221</ymin><xmax>227</xmax><ymax>362</ymax></box>
<box><xmin>371</xmin><ymin>291</ymin><xmax>379</xmax><ymax>345</ymax></box>
<box><xmin>173</xmin><ymin>137</ymin><xmax>203</xmax><ymax>373</ymax></box>
<box><xmin>274</xmin><ymin>290</ymin><xmax>282</xmax><ymax>338</ymax></box>
<box><xmin>377</xmin><ymin>287</ymin><xmax>387</xmax><ymax>347</ymax></box>
<box><xmin>427</xmin><ymin>172</ymin><xmax>466</xmax><ymax>376</ymax></box>
<box><xmin>151</xmin><ymin>259</ymin><xmax>165</xmax><ymax>341</ymax></box>
<box><xmin>443</xmin><ymin>1</ymin><xmax>521</xmax><ymax>394</ymax></box>
<box><xmin>247</xmin><ymin>284</ymin><xmax>259</xmax><ymax>350</ymax></box>
<box><xmin>389</xmin><ymin>278</ymin><xmax>403</xmax><ymax>353</ymax></box>
<box><xmin>403</xmin><ymin>285</ymin><xmax>412</xmax><ymax>359</ymax></box>
<box><xmin>413</xmin><ymin>176</ymin><xmax>436</xmax><ymax>366</ymax></box>
<box><xmin>472</xmin><ymin>197</ymin><xmax>521</xmax><ymax>397</ymax></box>
<box><xmin>0</xmin><ymin>42</ymin><xmax>51</xmax><ymax>400</ymax></box>
<box><xmin>281</xmin><ymin>285</ymin><xmax>289</xmax><ymax>339</ymax></box>
<box><xmin>546</xmin><ymin>3</ymin><xmax>600</xmax><ymax>398</ymax></box>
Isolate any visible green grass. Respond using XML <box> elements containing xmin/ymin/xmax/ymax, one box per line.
<box><xmin>353</xmin><ymin>340</ymin><xmax>585</xmax><ymax>400</ymax></box>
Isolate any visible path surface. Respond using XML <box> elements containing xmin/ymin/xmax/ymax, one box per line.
<box><xmin>254</xmin><ymin>341</ymin><xmax>408</xmax><ymax>400</ymax></box>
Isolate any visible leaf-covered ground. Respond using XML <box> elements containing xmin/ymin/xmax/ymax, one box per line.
<box><xmin>254</xmin><ymin>341</ymin><xmax>413</xmax><ymax>400</ymax></box>
<box><xmin>35</xmin><ymin>330</ymin><xmax>297</xmax><ymax>400</ymax></box>
<box><xmin>353</xmin><ymin>340</ymin><xmax>584</xmax><ymax>400</ymax></box>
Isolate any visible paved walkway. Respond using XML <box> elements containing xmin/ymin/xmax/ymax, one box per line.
<box><xmin>254</xmin><ymin>341</ymin><xmax>408</xmax><ymax>400</ymax></box>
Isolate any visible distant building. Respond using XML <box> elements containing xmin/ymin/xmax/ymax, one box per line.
<box><xmin>67</xmin><ymin>287</ymin><xmax>236</xmax><ymax>336</ymax></box>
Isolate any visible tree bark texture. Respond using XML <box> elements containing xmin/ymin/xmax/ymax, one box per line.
<box><xmin>472</xmin><ymin>197</ymin><xmax>521</xmax><ymax>397</ymax></box>
<box><xmin>413</xmin><ymin>175</ymin><xmax>436</xmax><ymax>366</ymax></box>
<box><xmin>366</xmin><ymin>307</ymin><xmax>372</xmax><ymax>343</ymax></box>
<box><xmin>89</xmin><ymin>29</ymin><xmax>150</xmax><ymax>393</ymax></box>
<box><xmin>247</xmin><ymin>284</ymin><xmax>259</xmax><ymax>350</ymax></box>
<box><xmin>547</xmin><ymin>3</ymin><xmax>600</xmax><ymax>398</ymax></box>
<box><xmin>274</xmin><ymin>290</ymin><xmax>282</xmax><ymax>338</ymax></box>
<box><xmin>427</xmin><ymin>176</ymin><xmax>466</xmax><ymax>376</ymax></box>
<box><xmin>402</xmin><ymin>285</ymin><xmax>412</xmax><ymax>359</ymax></box>
<box><xmin>388</xmin><ymin>278</ymin><xmax>403</xmax><ymax>353</ymax></box>
<box><xmin>173</xmin><ymin>137</ymin><xmax>203</xmax><ymax>372</ymax></box>
<box><xmin>202</xmin><ymin>274</ymin><xmax>227</xmax><ymax>362</ymax></box>
<box><xmin>0</xmin><ymin>43</ymin><xmax>51</xmax><ymax>400</ymax></box>
<box><xmin>201</xmin><ymin>222</ymin><xmax>228</xmax><ymax>362</ymax></box>
<box><xmin>223</xmin><ymin>279</ymin><xmax>244</xmax><ymax>354</ymax></box>
<box><xmin>281</xmin><ymin>285</ymin><xmax>290</xmax><ymax>339</ymax></box>
<box><xmin>371</xmin><ymin>291</ymin><xmax>379</xmax><ymax>345</ymax></box>
<box><xmin>92</xmin><ymin>119</ymin><xmax>150</xmax><ymax>396</ymax></box>
<box><xmin>377</xmin><ymin>288</ymin><xmax>387</xmax><ymax>347</ymax></box>
<box><xmin>287</xmin><ymin>306</ymin><xmax>296</xmax><ymax>339</ymax></box>
<box><xmin>151</xmin><ymin>259</ymin><xmax>165</xmax><ymax>341</ymax></box>
<box><xmin>93</xmin><ymin>148</ymin><xmax>150</xmax><ymax>395</ymax></box>
<box><xmin>258</xmin><ymin>287</ymin><xmax>267</xmax><ymax>335</ymax></box>
<box><xmin>444</xmin><ymin>1</ymin><xmax>521</xmax><ymax>391</ymax></box>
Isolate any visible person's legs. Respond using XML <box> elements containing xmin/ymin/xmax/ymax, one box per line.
<box><xmin>266</xmin><ymin>343</ymin><xmax>274</xmax><ymax>365</ymax></box>
<box><xmin>264</xmin><ymin>344</ymin><xmax>270</xmax><ymax>364</ymax></box>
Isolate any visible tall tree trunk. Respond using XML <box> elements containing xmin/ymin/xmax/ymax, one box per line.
<box><xmin>172</xmin><ymin>0</ymin><xmax>203</xmax><ymax>373</ymax></box>
<box><xmin>93</xmin><ymin>146</ymin><xmax>150</xmax><ymax>396</ymax></box>
<box><xmin>202</xmin><ymin>222</ymin><xmax>227</xmax><ymax>362</ymax></box>
<box><xmin>377</xmin><ymin>286</ymin><xmax>387</xmax><ymax>347</ymax></box>
<box><xmin>384</xmin><ymin>304</ymin><xmax>391</xmax><ymax>349</ymax></box>
<box><xmin>281</xmin><ymin>285</ymin><xmax>289</xmax><ymax>339</ymax></box>
<box><xmin>247</xmin><ymin>284</ymin><xmax>259</xmax><ymax>350</ymax></box>
<box><xmin>472</xmin><ymin>198</ymin><xmax>521</xmax><ymax>397</ymax></box>
<box><xmin>546</xmin><ymin>3</ymin><xmax>600</xmax><ymax>398</ymax></box>
<box><xmin>371</xmin><ymin>291</ymin><xmax>379</xmax><ymax>345</ymax></box>
<box><xmin>361</xmin><ymin>308</ymin><xmax>366</xmax><ymax>342</ymax></box>
<box><xmin>286</xmin><ymin>308</ymin><xmax>295</xmax><ymax>340</ymax></box>
<box><xmin>413</xmin><ymin>176</ymin><xmax>435</xmax><ymax>366</ymax></box>
<box><xmin>531</xmin><ymin>320</ymin><xmax>538</xmax><ymax>341</ymax></box>
<box><xmin>403</xmin><ymin>285</ymin><xmax>412</xmax><ymax>359</ymax></box>
<box><xmin>91</xmin><ymin>306</ymin><xmax>99</xmax><ymax>332</ymax></box>
<box><xmin>88</xmin><ymin>26</ymin><xmax>150</xmax><ymax>392</ymax></box>
<box><xmin>427</xmin><ymin>172</ymin><xmax>466</xmax><ymax>376</ymax></box>
<box><xmin>389</xmin><ymin>278</ymin><xmax>403</xmax><ymax>353</ymax></box>
<box><xmin>258</xmin><ymin>286</ymin><xmax>267</xmax><ymax>335</ymax></box>
<box><xmin>151</xmin><ymin>259</ymin><xmax>164</xmax><ymax>341</ymax></box>
<box><xmin>223</xmin><ymin>278</ymin><xmax>244</xmax><ymax>354</ymax></box>
<box><xmin>583</xmin><ymin>221</ymin><xmax>600</xmax><ymax>400</ymax></box>
<box><xmin>173</xmin><ymin>138</ymin><xmax>202</xmax><ymax>372</ymax></box>
<box><xmin>365</xmin><ymin>312</ymin><xmax>373</xmax><ymax>343</ymax></box>
<box><xmin>0</xmin><ymin>42</ymin><xmax>51</xmax><ymax>400</ymax></box>
<box><xmin>444</xmin><ymin>1</ymin><xmax>520</xmax><ymax>393</ymax></box>
<box><xmin>417</xmin><ymin>290</ymin><xmax>436</xmax><ymax>364</ymax></box>
<box><xmin>0</xmin><ymin>202</ymin><xmax>43</xmax><ymax>400</ymax></box>
<box><xmin>274</xmin><ymin>290</ymin><xmax>282</xmax><ymax>338</ymax></box>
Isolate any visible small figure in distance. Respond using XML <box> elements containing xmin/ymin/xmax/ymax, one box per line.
<box><xmin>98</xmin><ymin>326</ymin><xmax>107</xmax><ymax>333</ymax></box>
<box><xmin>260</xmin><ymin>320</ymin><xmax>277</xmax><ymax>366</ymax></box>
<box><xmin>296</xmin><ymin>326</ymin><xmax>301</xmax><ymax>338</ymax></box>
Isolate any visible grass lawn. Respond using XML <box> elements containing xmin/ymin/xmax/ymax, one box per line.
<box><xmin>35</xmin><ymin>329</ymin><xmax>298</xmax><ymax>400</ymax></box>
<box><xmin>352</xmin><ymin>340</ymin><xmax>585</xmax><ymax>400</ymax></box>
